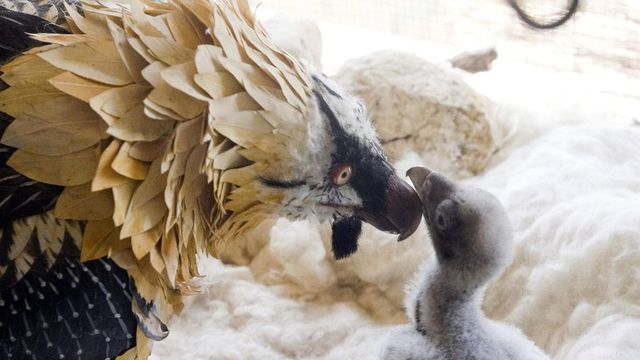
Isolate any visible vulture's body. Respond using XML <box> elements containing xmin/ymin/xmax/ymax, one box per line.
<box><xmin>0</xmin><ymin>0</ymin><xmax>421</xmax><ymax>358</ymax></box>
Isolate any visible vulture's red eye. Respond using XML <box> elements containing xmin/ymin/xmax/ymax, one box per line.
<box><xmin>331</xmin><ymin>164</ymin><xmax>353</xmax><ymax>186</ymax></box>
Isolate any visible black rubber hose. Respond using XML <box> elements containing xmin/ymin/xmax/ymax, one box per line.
<box><xmin>507</xmin><ymin>0</ymin><xmax>580</xmax><ymax>30</ymax></box>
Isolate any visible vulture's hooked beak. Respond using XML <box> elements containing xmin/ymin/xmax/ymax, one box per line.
<box><xmin>331</xmin><ymin>173</ymin><xmax>422</xmax><ymax>259</ymax></box>
<box><xmin>355</xmin><ymin>173</ymin><xmax>422</xmax><ymax>241</ymax></box>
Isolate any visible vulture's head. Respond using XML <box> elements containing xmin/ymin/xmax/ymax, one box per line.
<box><xmin>252</xmin><ymin>74</ymin><xmax>422</xmax><ymax>259</ymax></box>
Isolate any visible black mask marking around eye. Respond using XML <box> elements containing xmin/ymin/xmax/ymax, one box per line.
<box><xmin>313</xmin><ymin>87</ymin><xmax>393</xmax><ymax>217</ymax></box>
<box><xmin>331</xmin><ymin>216</ymin><xmax>362</xmax><ymax>260</ymax></box>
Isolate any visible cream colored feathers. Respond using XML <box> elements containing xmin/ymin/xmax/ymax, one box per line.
<box><xmin>0</xmin><ymin>0</ymin><xmax>314</xmax><ymax>355</ymax></box>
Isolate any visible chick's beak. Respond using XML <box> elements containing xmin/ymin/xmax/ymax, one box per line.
<box><xmin>406</xmin><ymin>166</ymin><xmax>433</xmax><ymax>201</ymax></box>
<box><xmin>355</xmin><ymin>173</ymin><xmax>422</xmax><ymax>241</ymax></box>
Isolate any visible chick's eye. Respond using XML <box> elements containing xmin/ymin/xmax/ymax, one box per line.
<box><xmin>331</xmin><ymin>164</ymin><xmax>353</xmax><ymax>186</ymax></box>
<box><xmin>434</xmin><ymin>199</ymin><xmax>455</xmax><ymax>231</ymax></box>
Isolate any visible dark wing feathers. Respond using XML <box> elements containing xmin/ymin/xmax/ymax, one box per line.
<box><xmin>0</xmin><ymin>240</ymin><xmax>137</xmax><ymax>359</ymax></box>
<box><xmin>0</xmin><ymin>166</ymin><xmax>64</xmax><ymax>225</ymax></box>
<box><xmin>0</xmin><ymin>212</ymin><xmax>140</xmax><ymax>359</ymax></box>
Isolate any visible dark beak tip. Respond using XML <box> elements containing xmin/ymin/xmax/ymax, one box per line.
<box><xmin>356</xmin><ymin>173</ymin><xmax>423</xmax><ymax>241</ymax></box>
<box><xmin>386</xmin><ymin>174</ymin><xmax>423</xmax><ymax>242</ymax></box>
<box><xmin>397</xmin><ymin>230</ymin><xmax>412</xmax><ymax>242</ymax></box>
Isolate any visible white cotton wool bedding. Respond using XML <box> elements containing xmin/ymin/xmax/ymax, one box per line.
<box><xmin>151</xmin><ymin>123</ymin><xmax>640</xmax><ymax>359</ymax></box>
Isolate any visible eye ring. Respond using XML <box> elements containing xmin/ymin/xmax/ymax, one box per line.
<box><xmin>331</xmin><ymin>164</ymin><xmax>353</xmax><ymax>186</ymax></box>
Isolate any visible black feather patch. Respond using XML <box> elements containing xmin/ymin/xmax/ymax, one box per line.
<box><xmin>0</xmin><ymin>240</ymin><xmax>137</xmax><ymax>359</ymax></box>
<box><xmin>0</xmin><ymin>166</ymin><xmax>64</xmax><ymax>225</ymax></box>
<box><xmin>331</xmin><ymin>216</ymin><xmax>362</xmax><ymax>260</ymax></box>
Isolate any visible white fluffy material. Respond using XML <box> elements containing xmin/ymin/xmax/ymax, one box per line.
<box><xmin>151</xmin><ymin>122</ymin><xmax>640</xmax><ymax>359</ymax></box>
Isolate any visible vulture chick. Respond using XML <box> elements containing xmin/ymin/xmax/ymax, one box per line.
<box><xmin>382</xmin><ymin>167</ymin><xmax>548</xmax><ymax>360</ymax></box>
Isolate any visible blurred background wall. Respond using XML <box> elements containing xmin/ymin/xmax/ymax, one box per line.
<box><xmin>261</xmin><ymin>0</ymin><xmax>639</xmax><ymax>123</ymax></box>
